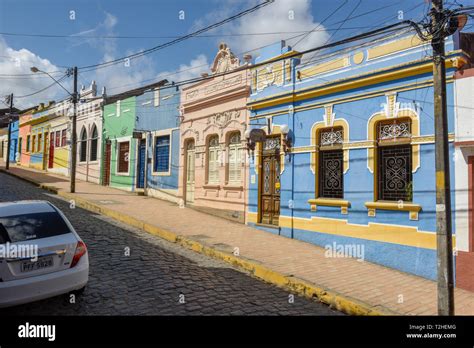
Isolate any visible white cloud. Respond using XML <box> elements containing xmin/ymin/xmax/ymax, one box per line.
<box><xmin>194</xmin><ymin>0</ymin><xmax>330</xmax><ymax>58</ymax></box>
<box><xmin>156</xmin><ymin>54</ymin><xmax>209</xmax><ymax>84</ymax></box>
<box><xmin>0</xmin><ymin>37</ymin><xmax>66</xmax><ymax>108</ymax></box>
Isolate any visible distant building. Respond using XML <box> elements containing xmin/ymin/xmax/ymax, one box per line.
<box><xmin>76</xmin><ymin>81</ymin><xmax>104</xmax><ymax>184</ymax></box>
<box><xmin>454</xmin><ymin>60</ymin><xmax>474</xmax><ymax>292</ymax></box>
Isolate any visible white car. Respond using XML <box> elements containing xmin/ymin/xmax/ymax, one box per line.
<box><xmin>0</xmin><ymin>200</ymin><xmax>89</xmax><ymax>308</ymax></box>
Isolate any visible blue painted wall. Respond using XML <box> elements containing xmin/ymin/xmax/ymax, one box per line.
<box><xmin>8</xmin><ymin>120</ymin><xmax>19</xmax><ymax>162</ymax></box>
<box><xmin>246</xmin><ymin>35</ymin><xmax>462</xmax><ymax>280</ymax></box>
<box><xmin>135</xmin><ymin>86</ymin><xmax>180</xmax><ymax>191</ymax></box>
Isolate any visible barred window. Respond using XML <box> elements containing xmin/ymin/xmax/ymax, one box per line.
<box><xmin>376</xmin><ymin>119</ymin><xmax>413</xmax><ymax>201</ymax></box>
<box><xmin>37</xmin><ymin>133</ymin><xmax>42</xmax><ymax>152</ymax></box>
<box><xmin>227</xmin><ymin>132</ymin><xmax>242</xmax><ymax>184</ymax></box>
<box><xmin>90</xmin><ymin>125</ymin><xmax>98</xmax><ymax>162</ymax></box>
<box><xmin>207</xmin><ymin>135</ymin><xmax>220</xmax><ymax>184</ymax></box>
<box><xmin>61</xmin><ymin>129</ymin><xmax>67</xmax><ymax>147</ymax></box>
<box><xmin>318</xmin><ymin>127</ymin><xmax>344</xmax><ymax>199</ymax></box>
<box><xmin>55</xmin><ymin>131</ymin><xmax>60</xmax><ymax>147</ymax></box>
<box><xmin>26</xmin><ymin>135</ymin><xmax>30</xmax><ymax>152</ymax></box>
<box><xmin>117</xmin><ymin>141</ymin><xmax>129</xmax><ymax>173</ymax></box>
<box><xmin>79</xmin><ymin>127</ymin><xmax>87</xmax><ymax>162</ymax></box>
<box><xmin>154</xmin><ymin>135</ymin><xmax>170</xmax><ymax>173</ymax></box>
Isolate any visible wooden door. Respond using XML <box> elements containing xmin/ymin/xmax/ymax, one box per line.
<box><xmin>42</xmin><ymin>133</ymin><xmax>48</xmax><ymax>170</ymax></box>
<box><xmin>259</xmin><ymin>136</ymin><xmax>281</xmax><ymax>226</ymax></box>
<box><xmin>103</xmin><ymin>141</ymin><xmax>111</xmax><ymax>186</ymax></box>
<box><xmin>48</xmin><ymin>132</ymin><xmax>55</xmax><ymax>168</ymax></box>
<box><xmin>185</xmin><ymin>141</ymin><xmax>195</xmax><ymax>204</ymax></box>
<box><xmin>136</xmin><ymin>139</ymin><xmax>146</xmax><ymax>189</ymax></box>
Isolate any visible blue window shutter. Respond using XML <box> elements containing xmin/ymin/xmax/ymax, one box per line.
<box><xmin>154</xmin><ymin>135</ymin><xmax>170</xmax><ymax>172</ymax></box>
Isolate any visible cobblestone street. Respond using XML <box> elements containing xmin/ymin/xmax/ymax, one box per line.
<box><xmin>0</xmin><ymin>173</ymin><xmax>342</xmax><ymax>315</ymax></box>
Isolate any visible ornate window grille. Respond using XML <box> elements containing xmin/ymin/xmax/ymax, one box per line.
<box><xmin>318</xmin><ymin>127</ymin><xmax>344</xmax><ymax>199</ymax></box>
<box><xmin>320</xmin><ymin>127</ymin><xmax>343</xmax><ymax>146</ymax></box>
<box><xmin>377</xmin><ymin>145</ymin><xmax>412</xmax><ymax>201</ymax></box>
<box><xmin>263</xmin><ymin>136</ymin><xmax>281</xmax><ymax>151</ymax></box>
<box><xmin>376</xmin><ymin>118</ymin><xmax>413</xmax><ymax>201</ymax></box>
<box><xmin>319</xmin><ymin>150</ymin><xmax>343</xmax><ymax>199</ymax></box>
<box><xmin>378</xmin><ymin>119</ymin><xmax>411</xmax><ymax>141</ymax></box>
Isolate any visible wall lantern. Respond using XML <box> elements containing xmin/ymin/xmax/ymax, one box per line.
<box><xmin>245</xmin><ymin>128</ymin><xmax>266</xmax><ymax>158</ymax></box>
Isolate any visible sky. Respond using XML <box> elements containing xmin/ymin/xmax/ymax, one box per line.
<box><xmin>0</xmin><ymin>0</ymin><xmax>473</xmax><ymax>109</ymax></box>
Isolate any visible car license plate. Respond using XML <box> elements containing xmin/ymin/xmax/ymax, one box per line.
<box><xmin>21</xmin><ymin>256</ymin><xmax>54</xmax><ymax>272</ymax></box>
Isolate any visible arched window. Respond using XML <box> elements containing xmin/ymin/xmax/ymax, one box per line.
<box><xmin>317</xmin><ymin>126</ymin><xmax>344</xmax><ymax>199</ymax></box>
<box><xmin>207</xmin><ymin>135</ymin><xmax>220</xmax><ymax>184</ymax></box>
<box><xmin>376</xmin><ymin>118</ymin><xmax>412</xmax><ymax>201</ymax></box>
<box><xmin>90</xmin><ymin>124</ymin><xmax>98</xmax><ymax>162</ymax></box>
<box><xmin>227</xmin><ymin>132</ymin><xmax>242</xmax><ymax>184</ymax></box>
<box><xmin>79</xmin><ymin>127</ymin><xmax>87</xmax><ymax>162</ymax></box>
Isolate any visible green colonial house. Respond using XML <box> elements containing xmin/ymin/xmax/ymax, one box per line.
<box><xmin>101</xmin><ymin>80</ymin><xmax>167</xmax><ymax>191</ymax></box>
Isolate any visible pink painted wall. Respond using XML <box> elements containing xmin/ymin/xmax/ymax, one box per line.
<box><xmin>178</xmin><ymin>65</ymin><xmax>250</xmax><ymax>220</ymax></box>
<box><xmin>18</xmin><ymin>113</ymin><xmax>32</xmax><ymax>166</ymax></box>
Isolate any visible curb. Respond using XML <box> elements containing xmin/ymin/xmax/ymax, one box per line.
<box><xmin>0</xmin><ymin>168</ymin><xmax>399</xmax><ymax>316</ymax></box>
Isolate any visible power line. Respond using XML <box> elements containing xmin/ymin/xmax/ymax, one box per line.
<box><xmin>78</xmin><ymin>0</ymin><xmax>274</xmax><ymax>72</ymax></box>
<box><xmin>14</xmin><ymin>75</ymin><xmax>68</xmax><ymax>99</ymax></box>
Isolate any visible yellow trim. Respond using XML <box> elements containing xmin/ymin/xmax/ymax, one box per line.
<box><xmin>367</xmin><ymin>94</ymin><xmax>420</xmax><ymax>175</ymax></box>
<box><xmin>365</xmin><ymin>201</ymin><xmax>421</xmax><ymax>212</ymax></box>
<box><xmin>246</xmin><ymin>212</ymin><xmax>454</xmax><ymax>250</ymax></box>
<box><xmin>249</xmin><ymin>77</ymin><xmax>442</xmax><ymax>120</ymax></box>
<box><xmin>353</xmin><ymin>51</ymin><xmax>364</xmax><ymax>65</ymax></box>
<box><xmin>367</xmin><ymin>34</ymin><xmax>425</xmax><ymax>61</ymax></box>
<box><xmin>308</xmin><ymin>198</ymin><xmax>350</xmax><ymax>207</ymax></box>
<box><xmin>248</xmin><ymin>57</ymin><xmax>460</xmax><ymax>110</ymax></box>
<box><xmin>308</xmin><ymin>198</ymin><xmax>351</xmax><ymax>214</ymax></box>
<box><xmin>310</xmin><ymin>118</ymin><xmax>350</xmax><ymax>176</ymax></box>
<box><xmin>299</xmin><ymin>56</ymin><xmax>349</xmax><ymax>78</ymax></box>
<box><xmin>365</xmin><ymin>201</ymin><xmax>421</xmax><ymax>221</ymax></box>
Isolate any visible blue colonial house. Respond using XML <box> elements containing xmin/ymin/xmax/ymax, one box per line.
<box><xmin>245</xmin><ymin>30</ymin><xmax>473</xmax><ymax>281</ymax></box>
<box><xmin>135</xmin><ymin>82</ymin><xmax>181</xmax><ymax>202</ymax></box>
<box><xmin>8</xmin><ymin>119</ymin><xmax>19</xmax><ymax>163</ymax></box>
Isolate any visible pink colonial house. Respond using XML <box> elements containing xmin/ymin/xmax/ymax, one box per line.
<box><xmin>178</xmin><ymin>43</ymin><xmax>251</xmax><ymax>223</ymax></box>
<box><xmin>18</xmin><ymin>106</ymin><xmax>36</xmax><ymax>167</ymax></box>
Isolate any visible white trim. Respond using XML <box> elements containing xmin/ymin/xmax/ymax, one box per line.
<box><xmin>151</xmin><ymin>129</ymin><xmax>172</xmax><ymax>176</ymax></box>
<box><xmin>115</xmin><ymin>136</ymin><xmax>131</xmax><ymax>176</ymax></box>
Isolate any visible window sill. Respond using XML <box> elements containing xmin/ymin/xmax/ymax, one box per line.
<box><xmin>151</xmin><ymin>171</ymin><xmax>171</xmax><ymax>177</ymax></box>
<box><xmin>223</xmin><ymin>184</ymin><xmax>243</xmax><ymax>191</ymax></box>
<box><xmin>308</xmin><ymin>198</ymin><xmax>351</xmax><ymax>214</ymax></box>
<box><xmin>203</xmin><ymin>184</ymin><xmax>220</xmax><ymax>190</ymax></box>
<box><xmin>364</xmin><ymin>201</ymin><xmax>421</xmax><ymax>220</ymax></box>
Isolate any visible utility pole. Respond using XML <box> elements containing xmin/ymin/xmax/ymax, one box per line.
<box><xmin>430</xmin><ymin>0</ymin><xmax>454</xmax><ymax>316</ymax></box>
<box><xmin>70</xmin><ymin>67</ymin><xmax>78</xmax><ymax>193</ymax></box>
<box><xmin>5</xmin><ymin>93</ymin><xmax>13</xmax><ymax>170</ymax></box>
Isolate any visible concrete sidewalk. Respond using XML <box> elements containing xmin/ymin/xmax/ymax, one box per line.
<box><xmin>1</xmin><ymin>163</ymin><xmax>473</xmax><ymax>315</ymax></box>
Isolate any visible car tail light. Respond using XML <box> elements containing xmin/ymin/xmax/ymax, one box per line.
<box><xmin>71</xmin><ymin>241</ymin><xmax>87</xmax><ymax>268</ymax></box>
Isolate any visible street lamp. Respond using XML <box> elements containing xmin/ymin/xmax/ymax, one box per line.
<box><xmin>30</xmin><ymin>66</ymin><xmax>78</xmax><ymax>193</ymax></box>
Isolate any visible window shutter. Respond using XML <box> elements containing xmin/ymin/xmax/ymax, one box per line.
<box><xmin>228</xmin><ymin>145</ymin><xmax>242</xmax><ymax>183</ymax></box>
<box><xmin>118</xmin><ymin>141</ymin><xmax>129</xmax><ymax>173</ymax></box>
<box><xmin>61</xmin><ymin>130</ymin><xmax>67</xmax><ymax>147</ymax></box>
<box><xmin>90</xmin><ymin>127</ymin><xmax>98</xmax><ymax>162</ymax></box>
<box><xmin>154</xmin><ymin>135</ymin><xmax>170</xmax><ymax>172</ymax></box>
